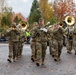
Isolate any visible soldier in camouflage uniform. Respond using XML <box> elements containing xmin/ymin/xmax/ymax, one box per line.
<box><xmin>30</xmin><ymin>22</ymin><xmax>39</xmax><ymax>62</ymax></box>
<box><xmin>5</xmin><ymin>24</ymin><xmax>20</xmax><ymax>62</ymax></box>
<box><xmin>65</xmin><ymin>25</ymin><xmax>74</xmax><ymax>54</ymax></box>
<box><xmin>17</xmin><ymin>25</ymin><xmax>25</xmax><ymax>59</ymax></box>
<box><xmin>47</xmin><ymin>25</ymin><xmax>54</xmax><ymax>55</ymax></box>
<box><xmin>35</xmin><ymin>18</ymin><xmax>47</xmax><ymax>66</ymax></box>
<box><xmin>52</xmin><ymin>23</ymin><xmax>64</xmax><ymax>61</ymax></box>
<box><xmin>73</xmin><ymin>23</ymin><xmax>76</xmax><ymax>55</ymax></box>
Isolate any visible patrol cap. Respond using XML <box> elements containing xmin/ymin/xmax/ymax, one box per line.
<box><xmin>33</xmin><ymin>22</ymin><xmax>38</xmax><ymax>26</ymax></box>
<box><xmin>39</xmin><ymin>18</ymin><xmax>44</xmax><ymax>21</ymax></box>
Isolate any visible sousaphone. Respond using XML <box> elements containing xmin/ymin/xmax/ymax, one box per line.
<box><xmin>18</xmin><ymin>21</ymin><xmax>28</xmax><ymax>31</ymax></box>
<box><xmin>65</xmin><ymin>16</ymin><xmax>75</xmax><ymax>26</ymax></box>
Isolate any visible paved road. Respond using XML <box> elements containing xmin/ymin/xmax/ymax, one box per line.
<box><xmin>0</xmin><ymin>44</ymin><xmax>76</xmax><ymax>75</ymax></box>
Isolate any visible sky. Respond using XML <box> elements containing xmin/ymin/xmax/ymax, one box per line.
<box><xmin>6</xmin><ymin>0</ymin><xmax>76</xmax><ymax>18</ymax></box>
<box><xmin>6</xmin><ymin>0</ymin><xmax>51</xmax><ymax>18</ymax></box>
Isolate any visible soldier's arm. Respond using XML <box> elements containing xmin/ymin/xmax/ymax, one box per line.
<box><xmin>4</xmin><ymin>31</ymin><xmax>11</xmax><ymax>37</ymax></box>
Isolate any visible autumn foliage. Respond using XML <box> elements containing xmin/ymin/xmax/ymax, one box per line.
<box><xmin>53</xmin><ymin>0</ymin><xmax>76</xmax><ymax>21</ymax></box>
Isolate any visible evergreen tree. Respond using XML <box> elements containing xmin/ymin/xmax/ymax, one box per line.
<box><xmin>29</xmin><ymin>0</ymin><xmax>41</xmax><ymax>25</ymax></box>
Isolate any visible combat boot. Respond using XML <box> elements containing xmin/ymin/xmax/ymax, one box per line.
<box><xmin>7</xmin><ymin>58</ymin><xmax>12</xmax><ymax>63</ymax></box>
<box><xmin>31</xmin><ymin>58</ymin><xmax>35</xmax><ymax>62</ymax></box>
<box><xmin>31</xmin><ymin>55</ymin><xmax>35</xmax><ymax>62</ymax></box>
<box><xmin>36</xmin><ymin>62</ymin><xmax>40</xmax><ymax>66</ymax></box>
<box><xmin>54</xmin><ymin>58</ymin><xmax>58</xmax><ymax>61</ymax></box>
<box><xmin>42</xmin><ymin>59</ymin><xmax>44</xmax><ymax>65</ymax></box>
<box><xmin>67</xmin><ymin>51</ymin><xmax>72</xmax><ymax>54</ymax></box>
<box><xmin>42</xmin><ymin>61</ymin><xmax>44</xmax><ymax>65</ymax></box>
<box><xmin>13</xmin><ymin>57</ymin><xmax>17</xmax><ymax>62</ymax></box>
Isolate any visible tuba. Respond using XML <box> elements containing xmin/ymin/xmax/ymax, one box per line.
<box><xmin>18</xmin><ymin>21</ymin><xmax>28</xmax><ymax>31</ymax></box>
<box><xmin>65</xmin><ymin>16</ymin><xmax>75</xmax><ymax>26</ymax></box>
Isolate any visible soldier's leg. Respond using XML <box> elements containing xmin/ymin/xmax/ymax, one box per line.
<box><xmin>51</xmin><ymin>40</ymin><xmax>55</xmax><ymax>57</ymax></box>
<box><xmin>42</xmin><ymin>42</ymin><xmax>47</xmax><ymax>65</ymax></box>
<box><xmin>58</xmin><ymin>40</ymin><xmax>63</xmax><ymax>60</ymax></box>
<box><xmin>16</xmin><ymin>42</ymin><xmax>19</xmax><ymax>59</ymax></box>
<box><xmin>30</xmin><ymin>42</ymin><xmax>36</xmax><ymax>62</ymax></box>
<box><xmin>20</xmin><ymin>43</ymin><xmax>23</xmax><ymax>57</ymax></box>
<box><xmin>53</xmin><ymin>40</ymin><xmax>58</xmax><ymax>61</ymax></box>
<box><xmin>35</xmin><ymin>42</ymin><xmax>42</xmax><ymax>66</ymax></box>
<box><xmin>49</xmin><ymin>41</ymin><xmax>52</xmax><ymax>55</ymax></box>
<box><xmin>67</xmin><ymin>41</ymin><xmax>72</xmax><ymax>54</ymax></box>
<box><xmin>73</xmin><ymin>41</ymin><xmax>76</xmax><ymax>55</ymax></box>
<box><xmin>7</xmin><ymin>42</ymin><xmax>13</xmax><ymax>63</ymax></box>
<box><xmin>18</xmin><ymin>42</ymin><xmax>22</xmax><ymax>58</ymax></box>
<box><xmin>13</xmin><ymin>43</ymin><xmax>18</xmax><ymax>62</ymax></box>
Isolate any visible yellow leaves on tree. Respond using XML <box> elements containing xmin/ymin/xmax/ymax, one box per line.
<box><xmin>39</xmin><ymin>0</ymin><xmax>54</xmax><ymax>23</ymax></box>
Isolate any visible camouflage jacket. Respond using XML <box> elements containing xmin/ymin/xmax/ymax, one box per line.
<box><xmin>73</xmin><ymin>28</ymin><xmax>76</xmax><ymax>40</ymax></box>
<box><xmin>47</xmin><ymin>27</ymin><xmax>54</xmax><ymax>41</ymax></box>
<box><xmin>31</xmin><ymin>26</ymin><xmax>48</xmax><ymax>42</ymax></box>
<box><xmin>53</xmin><ymin>27</ymin><xmax>64</xmax><ymax>41</ymax></box>
<box><xmin>5</xmin><ymin>30</ymin><xmax>20</xmax><ymax>42</ymax></box>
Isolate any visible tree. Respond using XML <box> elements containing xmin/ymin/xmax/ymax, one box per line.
<box><xmin>53</xmin><ymin>0</ymin><xmax>76</xmax><ymax>21</ymax></box>
<box><xmin>29</xmin><ymin>0</ymin><xmax>41</xmax><ymax>25</ymax></box>
<box><xmin>39</xmin><ymin>0</ymin><xmax>54</xmax><ymax>23</ymax></box>
<box><xmin>1</xmin><ymin>6</ymin><xmax>13</xmax><ymax>27</ymax></box>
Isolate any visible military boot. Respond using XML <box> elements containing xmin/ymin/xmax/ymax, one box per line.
<box><xmin>13</xmin><ymin>57</ymin><xmax>17</xmax><ymax>62</ymax></box>
<box><xmin>42</xmin><ymin>59</ymin><xmax>44</xmax><ymax>65</ymax></box>
<box><xmin>67</xmin><ymin>51</ymin><xmax>72</xmax><ymax>54</ymax></box>
<box><xmin>36</xmin><ymin>62</ymin><xmax>40</xmax><ymax>66</ymax></box>
<box><xmin>7</xmin><ymin>58</ymin><xmax>12</xmax><ymax>63</ymax></box>
<box><xmin>75</xmin><ymin>52</ymin><xmax>76</xmax><ymax>55</ymax></box>
<box><xmin>31</xmin><ymin>56</ymin><xmax>35</xmax><ymax>62</ymax></box>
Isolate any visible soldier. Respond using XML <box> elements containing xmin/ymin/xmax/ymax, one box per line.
<box><xmin>17</xmin><ymin>25</ymin><xmax>25</xmax><ymax>59</ymax></box>
<box><xmin>65</xmin><ymin>25</ymin><xmax>74</xmax><ymax>54</ymax></box>
<box><xmin>73</xmin><ymin>23</ymin><xmax>76</xmax><ymax>55</ymax></box>
<box><xmin>30</xmin><ymin>22</ymin><xmax>39</xmax><ymax>62</ymax></box>
<box><xmin>52</xmin><ymin>23</ymin><xmax>64</xmax><ymax>61</ymax></box>
<box><xmin>35</xmin><ymin>18</ymin><xmax>47</xmax><ymax>66</ymax></box>
<box><xmin>5</xmin><ymin>24</ymin><xmax>20</xmax><ymax>62</ymax></box>
<box><xmin>47</xmin><ymin>25</ymin><xmax>54</xmax><ymax>55</ymax></box>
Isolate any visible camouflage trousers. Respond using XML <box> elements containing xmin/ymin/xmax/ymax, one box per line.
<box><xmin>8</xmin><ymin>42</ymin><xmax>18</xmax><ymax>59</ymax></box>
<box><xmin>73</xmin><ymin>39</ymin><xmax>76</xmax><ymax>53</ymax></box>
<box><xmin>66</xmin><ymin>38</ymin><xmax>73</xmax><ymax>53</ymax></box>
<box><xmin>31</xmin><ymin>41</ymin><xmax>37</xmax><ymax>60</ymax></box>
<box><xmin>17</xmin><ymin>42</ymin><xmax>23</xmax><ymax>57</ymax></box>
<box><xmin>51</xmin><ymin>39</ymin><xmax>63</xmax><ymax>60</ymax></box>
<box><xmin>49</xmin><ymin>40</ymin><xmax>53</xmax><ymax>55</ymax></box>
<box><xmin>31</xmin><ymin>41</ymin><xmax>47</xmax><ymax>64</ymax></box>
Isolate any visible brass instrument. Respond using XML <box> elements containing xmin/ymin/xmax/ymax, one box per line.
<box><xmin>65</xmin><ymin>16</ymin><xmax>75</xmax><ymax>26</ymax></box>
<box><xmin>18</xmin><ymin>21</ymin><xmax>28</xmax><ymax>31</ymax></box>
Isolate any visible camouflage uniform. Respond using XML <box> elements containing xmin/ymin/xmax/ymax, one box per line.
<box><xmin>30</xmin><ymin>26</ymin><xmax>38</xmax><ymax>62</ymax></box>
<box><xmin>17</xmin><ymin>30</ymin><xmax>25</xmax><ymax>58</ymax></box>
<box><xmin>36</xmin><ymin>26</ymin><xmax>47</xmax><ymax>65</ymax></box>
<box><xmin>5</xmin><ymin>28</ymin><xmax>20</xmax><ymax>62</ymax></box>
<box><xmin>31</xmin><ymin>24</ymin><xmax>47</xmax><ymax>66</ymax></box>
<box><xmin>47</xmin><ymin>26</ymin><xmax>54</xmax><ymax>55</ymax></box>
<box><xmin>52</xmin><ymin>27</ymin><xmax>64</xmax><ymax>61</ymax></box>
<box><xmin>73</xmin><ymin>28</ymin><xmax>76</xmax><ymax>54</ymax></box>
<box><xmin>65</xmin><ymin>27</ymin><xmax>73</xmax><ymax>54</ymax></box>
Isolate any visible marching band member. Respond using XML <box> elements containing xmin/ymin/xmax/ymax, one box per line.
<box><xmin>30</xmin><ymin>22</ymin><xmax>39</xmax><ymax>62</ymax></box>
<box><xmin>52</xmin><ymin>23</ymin><xmax>64</xmax><ymax>61</ymax></box>
<box><xmin>5</xmin><ymin>24</ymin><xmax>20</xmax><ymax>62</ymax></box>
